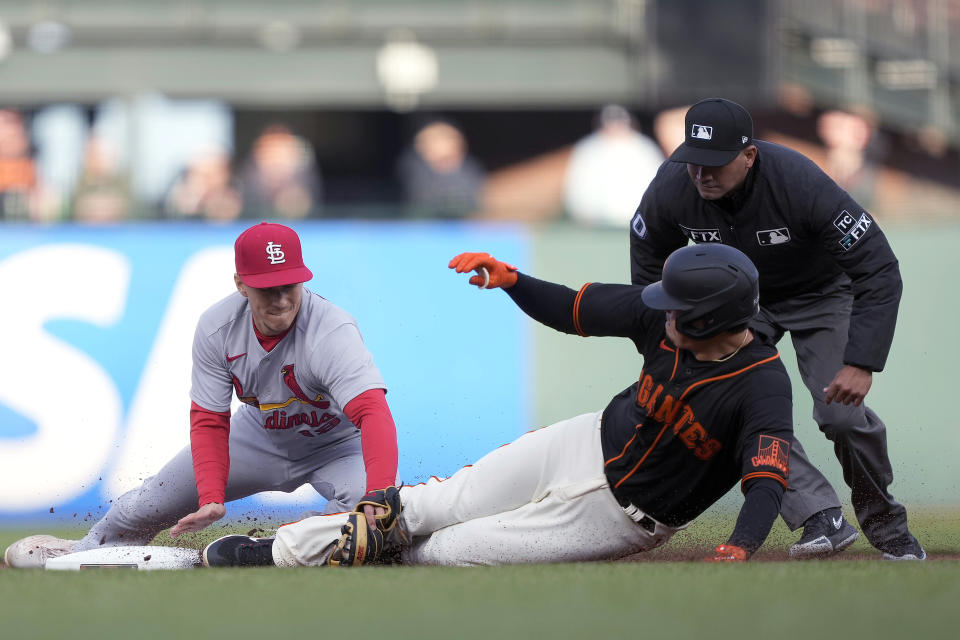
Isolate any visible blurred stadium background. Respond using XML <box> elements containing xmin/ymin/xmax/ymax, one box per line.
<box><xmin>0</xmin><ymin>0</ymin><xmax>958</xmax><ymax>527</ymax></box>
<box><xmin>0</xmin><ymin>0</ymin><xmax>956</xmax><ymax>222</ymax></box>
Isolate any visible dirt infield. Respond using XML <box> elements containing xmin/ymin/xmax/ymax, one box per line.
<box><xmin>624</xmin><ymin>547</ymin><xmax>960</xmax><ymax>562</ymax></box>
<box><xmin>5</xmin><ymin>550</ymin><xmax>955</xmax><ymax>568</ymax></box>
<box><xmin>4</xmin><ymin>509</ymin><xmax>956</xmax><ymax>568</ymax></box>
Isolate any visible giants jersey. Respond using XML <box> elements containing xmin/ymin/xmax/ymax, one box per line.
<box><xmin>190</xmin><ymin>287</ymin><xmax>386</xmax><ymax>442</ymax></box>
<box><xmin>506</xmin><ymin>276</ymin><xmax>793</xmax><ymax>528</ymax></box>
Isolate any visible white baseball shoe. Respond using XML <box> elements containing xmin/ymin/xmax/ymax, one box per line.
<box><xmin>4</xmin><ymin>534</ymin><xmax>77</xmax><ymax>569</ymax></box>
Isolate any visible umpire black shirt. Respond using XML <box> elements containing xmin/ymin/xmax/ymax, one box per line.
<box><xmin>629</xmin><ymin>140</ymin><xmax>902</xmax><ymax>372</ymax></box>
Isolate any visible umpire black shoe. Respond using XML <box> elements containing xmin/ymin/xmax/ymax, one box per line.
<box><xmin>789</xmin><ymin>508</ymin><xmax>860</xmax><ymax>559</ymax></box>
<box><xmin>880</xmin><ymin>533</ymin><xmax>927</xmax><ymax>561</ymax></box>
<box><xmin>202</xmin><ymin>535</ymin><xmax>276</xmax><ymax>567</ymax></box>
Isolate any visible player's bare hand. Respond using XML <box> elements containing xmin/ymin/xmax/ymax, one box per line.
<box><xmin>448</xmin><ymin>252</ymin><xmax>518</xmax><ymax>289</ymax></box>
<box><xmin>170</xmin><ymin>502</ymin><xmax>226</xmax><ymax>538</ymax></box>
<box><xmin>705</xmin><ymin>544</ymin><xmax>748</xmax><ymax>562</ymax></box>
<box><xmin>362</xmin><ymin>503</ymin><xmax>386</xmax><ymax>530</ymax></box>
<box><xmin>823</xmin><ymin>365</ymin><xmax>872</xmax><ymax>406</ymax></box>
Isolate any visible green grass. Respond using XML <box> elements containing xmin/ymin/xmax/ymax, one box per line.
<box><xmin>2</xmin><ymin>509</ymin><xmax>958</xmax><ymax>640</ymax></box>
<box><xmin>3</xmin><ymin>562</ymin><xmax>959</xmax><ymax>640</ymax></box>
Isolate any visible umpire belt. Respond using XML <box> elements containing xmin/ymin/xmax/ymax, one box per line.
<box><xmin>617</xmin><ymin>500</ymin><xmax>658</xmax><ymax>534</ymax></box>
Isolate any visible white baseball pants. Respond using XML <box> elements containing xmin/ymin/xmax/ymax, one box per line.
<box><xmin>273</xmin><ymin>411</ymin><xmax>679</xmax><ymax>567</ymax></box>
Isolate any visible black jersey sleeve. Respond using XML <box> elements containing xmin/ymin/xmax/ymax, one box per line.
<box><xmin>571</xmin><ymin>283</ymin><xmax>658</xmax><ymax>339</ymax></box>
<box><xmin>503</xmin><ymin>273</ymin><xmax>579</xmax><ymax>334</ymax></box>
<box><xmin>726</xmin><ymin>476</ymin><xmax>785</xmax><ymax>555</ymax></box>
<box><xmin>629</xmin><ymin>176</ymin><xmax>690</xmax><ymax>286</ymax></box>
<box><xmin>735</xmin><ymin>367</ymin><xmax>793</xmax><ymax>490</ymax></box>
<box><xmin>810</xmin><ymin>186</ymin><xmax>903</xmax><ymax>371</ymax></box>
<box><xmin>505</xmin><ymin>275</ymin><xmax>659</xmax><ymax>343</ymax></box>
<box><xmin>726</xmin><ymin>364</ymin><xmax>793</xmax><ymax>555</ymax></box>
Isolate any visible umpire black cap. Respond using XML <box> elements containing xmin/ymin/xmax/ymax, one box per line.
<box><xmin>669</xmin><ymin>98</ymin><xmax>753</xmax><ymax>167</ymax></box>
<box><xmin>641</xmin><ymin>243</ymin><xmax>759</xmax><ymax>339</ymax></box>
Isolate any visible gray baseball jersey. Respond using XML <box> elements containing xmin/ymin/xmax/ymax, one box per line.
<box><xmin>191</xmin><ymin>286</ymin><xmax>386</xmax><ymax>443</ymax></box>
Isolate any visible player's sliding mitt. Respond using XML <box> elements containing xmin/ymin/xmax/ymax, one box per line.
<box><xmin>448</xmin><ymin>252</ymin><xmax>519</xmax><ymax>289</ymax></box>
<box><xmin>705</xmin><ymin>544</ymin><xmax>748</xmax><ymax>563</ymax></box>
<box><xmin>327</xmin><ymin>486</ymin><xmax>404</xmax><ymax>567</ymax></box>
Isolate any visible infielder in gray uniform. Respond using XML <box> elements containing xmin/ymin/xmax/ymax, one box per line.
<box><xmin>5</xmin><ymin>222</ymin><xmax>400</xmax><ymax>568</ymax></box>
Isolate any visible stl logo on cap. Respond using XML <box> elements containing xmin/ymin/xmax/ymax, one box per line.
<box><xmin>235</xmin><ymin>222</ymin><xmax>313</xmax><ymax>288</ymax></box>
<box><xmin>266</xmin><ymin>241</ymin><xmax>286</xmax><ymax>265</ymax></box>
<box><xmin>692</xmin><ymin>124</ymin><xmax>713</xmax><ymax>140</ymax></box>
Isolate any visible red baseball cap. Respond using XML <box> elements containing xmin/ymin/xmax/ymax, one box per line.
<box><xmin>234</xmin><ymin>222</ymin><xmax>313</xmax><ymax>288</ymax></box>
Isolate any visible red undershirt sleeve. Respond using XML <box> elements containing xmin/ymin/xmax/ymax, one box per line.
<box><xmin>190</xmin><ymin>401</ymin><xmax>232</xmax><ymax>507</ymax></box>
<box><xmin>343</xmin><ymin>389</ymin><xmax>399</xmax><ymax>493</ymax></box>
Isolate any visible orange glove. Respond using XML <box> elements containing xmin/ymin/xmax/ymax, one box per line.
<box><xmin>705</xmin><ymin>544</ymin><xmax>748</xmax><ymax>563</ymax></box>
<box><xmin>448</xmin><ymin>252</ymin><xmax>519</xmax><ymax>289</ymax></box>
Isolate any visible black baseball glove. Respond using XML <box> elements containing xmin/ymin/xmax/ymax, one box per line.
<box><xmin>328</xmin><ymin>486</ymin><xmax>404</xmax><ymax>567</ymax></box>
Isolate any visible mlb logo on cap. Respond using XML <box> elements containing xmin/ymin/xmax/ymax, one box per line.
<box><xmin>670</xmin><ymin>98</ymin><xmax>754</xmax><ymax>167</ymax></box>
<box><xmin>691</xmin><ymin>124</ymin><xmax>713</xmax><ymax>140</ymax></box>
<box><xmin>235</xmin><ymin>222</ymin><xmax>314</xmax><ymax>288</ymax></box>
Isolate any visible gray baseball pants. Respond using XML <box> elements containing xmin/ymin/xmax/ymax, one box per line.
<box><xmin>73</xmin><ymin>419</ymin><xmax>366</xmax><ymax>552</ymax></box>
<box><xmin>752</xmin><ymin>275</ymin><xmax>910</xmax><ymax>548</ymax></box>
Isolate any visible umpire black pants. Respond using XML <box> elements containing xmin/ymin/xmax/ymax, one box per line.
<box><xmin>752</xmin><ymin>275</ymin><xmax>910</xmax><ymax>549</ymax></box>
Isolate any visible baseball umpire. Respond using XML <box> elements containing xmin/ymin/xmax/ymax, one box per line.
<box><xmin>202</xmin><ymin>244</ymin><xmax>800</xmax><ymax>567</ymax></box>
<box><xmin>628</xmin><ymin>98</ymin><xmax>923</xmax><ymax>560</ymax></box>
<box><xmin>4</xmin><ymin>222</ymin><xmax>399</xmax><ymax>568</ymax></box>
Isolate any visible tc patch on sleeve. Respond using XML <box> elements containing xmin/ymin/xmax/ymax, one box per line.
<box><xmin>833</xmin><ymin>210</ymin><xmax>873</xmax><ymax>251</ymax></box>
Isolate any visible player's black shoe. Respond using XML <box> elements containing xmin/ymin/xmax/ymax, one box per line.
<box><xmin>202</xmin><ymin>535</ymin><xmax>276</xmax><ymax>567</ymax></box>
<box><xmin>879</xmin><ymin>533</ymin><xmax>926</xmax><ymax>561</ymax></box>
<box><xmin>789</xmin><ymin>508</ymin><xmax>860</xmax><ymax>559</ymax></box>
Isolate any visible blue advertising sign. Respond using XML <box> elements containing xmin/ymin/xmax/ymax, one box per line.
<box><xmin>0</xmin><ymin>222</ymin><xmax>529</xmax><ymax>523</ymax></box>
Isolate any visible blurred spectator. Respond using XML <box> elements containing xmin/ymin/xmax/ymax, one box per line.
<box><xmin>31</xmin><ymin>104</ymin><xmax>88</xmax><ymax>222</ymax></box>
<box><xmin>0</xmin><ymin>108</ymin><xmax>39</xmax><ymax>221</ymax></box>
<box><xmin>240</xmin><ymin>124</ymin><xmax>322</xmax><ymax>219</ymax></box>
<box><xmin>70</xmin><ymin>135</ymin><xmax>132</xmax><ymax>223</ymax></box>
<box><xmin>914</xmin><ymin>125</ymin><xmax>950</xmax><ymax>159</ymax></box>
<box><xmin>779</xmin><ymin>83</ymin><xmax>816</xmax><ymax>118</ymax></box>
<box><xmin>162</xmin><ymin>147</ymin><xmax>242</xmax><ymax>222</ymax></box>
<box><xmin>395</xmin><ymin>118</ymin><xmax>485</xmax><ymax>219</ymax></box>
<box><xmin>563</xmin><ymin>104</ymin><xmax>664</xmax><ymax>227</ymax></box>
<box><xmin>652</xmin><ymin>105</ymin><xmax>689</xmax><ymax>157</ymax></box>
<box><xmin>816</xmin><ymin>108</ymin><xmax>883</xmax><ymax>208</ymax></box>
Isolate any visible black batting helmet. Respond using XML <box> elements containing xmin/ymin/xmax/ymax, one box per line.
<box><xmin>641</xmin><ymin>243</ymin><xmax>759</xmax><ymax>339</ymax></box>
